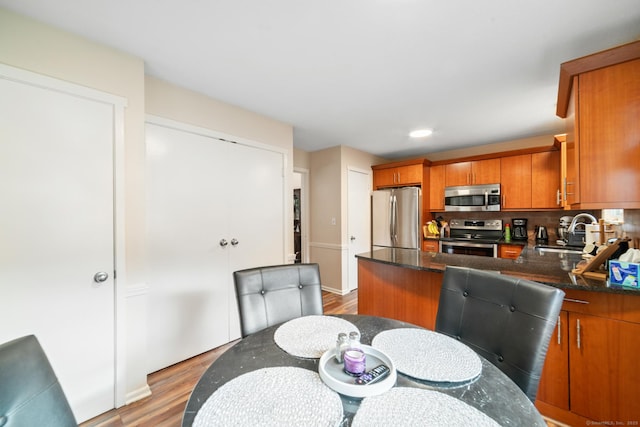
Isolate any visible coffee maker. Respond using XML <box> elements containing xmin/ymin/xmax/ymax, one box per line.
<box><xmin>511</xmin><ymin>218</ymin><xmax>528</xmax><ymax>241</ymax></box>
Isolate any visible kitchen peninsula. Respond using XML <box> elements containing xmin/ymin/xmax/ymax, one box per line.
<box><xmin>356</xmin><ymin>247</ymin><xmax>640</xmax><ymax>425</ymax></box>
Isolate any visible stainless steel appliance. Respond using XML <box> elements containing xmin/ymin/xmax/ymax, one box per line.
<box><xmin>535</xmin><ymin>225</ymin><xmax>549</xmax><ymax>244</ymax></box>
<box><xmin>512</xmin><ymin>218</ymin><xmax>528</xmax><ymax>241</ymax></box>
<box><xmin>372</xmin><ymin>187</ymin><xmax>421</xmax><ymax>250</ymax></box>
<box><xmin>444</xmin><ymin>184</ymin><xmax>501</xmax><ymax>212</ymax></box>
<box><xmin>557</xmin><ymin>215</ymin><xmax>574</xmax><ymax>245</ymax></box>
<box><xmin>439</xmin><ymin>218</ymin><xmax>503</xmax><ymax>257</ymax></box>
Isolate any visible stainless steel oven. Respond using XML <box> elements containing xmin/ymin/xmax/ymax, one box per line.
<box><xmin>440</xmin><ymin>240</ymin><xmax>498</xmax><ymax>257</ymax></box>
<box><xmin>439</xmin><ymin>218</ymin><xmax>503</xmax><ymax>258</ymax></box>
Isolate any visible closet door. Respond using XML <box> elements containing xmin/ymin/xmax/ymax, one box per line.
<box><xmin>226</xmin><ymin>142</ymin><xmax>285</xmax><ymax>339</ymax></box>
<box><xmin>146</xmin><ymin>123</ymin><xmax>230</xmax><ymax>373</ymax></box>
<box><xmin>146</xmin><ymin>121</ymin><xmax>285</xmax><ymax>370</ymax></box>
<box><xmin>0</xmin><ymin>71</ymin><xmax>117</xmax><ymax>422</ymax></box>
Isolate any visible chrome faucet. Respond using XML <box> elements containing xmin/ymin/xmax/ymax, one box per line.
<box><xmin>567</xmin><ymin>213</ymin><xmax>598</xmax><ymax>233</ymax></box>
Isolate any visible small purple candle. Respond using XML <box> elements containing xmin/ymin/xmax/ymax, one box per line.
<box><xmin>343</xmin><ymin>348</ymin><xmax>366</xmax><ymax>376</ymax></box>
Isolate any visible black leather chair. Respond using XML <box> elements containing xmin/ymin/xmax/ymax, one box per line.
<box><xmin>233</xmin><ymin>263</ymin><xmax>324</xmax><ymax>337</ymax></box>
<box><xmin>0</xmin><ymin>335</ymin><xmax>77</xmax><ymax>427</ymax></box>
<box><xmin>435</xmin><ymin>266</ymin><xmax>565</xmax><ymax>402</ymax></box>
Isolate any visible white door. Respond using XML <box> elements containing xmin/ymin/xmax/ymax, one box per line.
<box><xmin>347</xmin><ymin>168</ymin><xmax>372</xmax><ymax>292</ymax></box>
<box><xmin>146</xmin><ymin>123</ymin><xmax>231</xmax><ymax>373</ymax></box>
<box><xmin>227</xmin><ymin>142</ymin><xmax>285</xmax><ymax>339</ymax></box>
<box><xmin>0</xmin><ymin>73</ymin><xmax>116</xmax><ymax>421</ymax></box>
<box><xmin>146</xmin><ymin>120</ymin><xmax>286</xmax><ymax>369</ymax></box>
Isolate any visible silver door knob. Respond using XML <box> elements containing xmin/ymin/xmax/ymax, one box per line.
<box><xmin>219</xmin><ymin>239</ymin><xmax>228</xmax><ymax>247</ymax></box>
<box><xmin>350</xmin><ymin>236</ymin><xmax>356</xmax><ymax>241</ymax></box>
<box><xmin>94</xmin><ymin>271</ymin><xmax>109</xmax><ymax>283</ymax></box>
<box><xmin>231</xmin><ymin>238</ymin><xmax>239</xmax><ymax>246</ymax></box>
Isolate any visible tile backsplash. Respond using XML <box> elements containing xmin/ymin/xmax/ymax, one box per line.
<box><xmin>432</xmin><ymin>209</ymin><xmax>640</xmax><ymax>247</ymax></box>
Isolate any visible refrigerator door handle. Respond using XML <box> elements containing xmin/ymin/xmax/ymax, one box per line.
<box><xmin>391</xmin><ymin>194</ymin><xmax>398</xmax><ymax>244</ymax></box>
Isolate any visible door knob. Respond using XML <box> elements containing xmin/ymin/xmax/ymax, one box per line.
<box><xmin>94</xmin><ymin>271</ymin><xmax>109</xmax><ymax>283</ymax></box>
<box><xmin>350</xmin><ymin>236</ymin><xmax>356</xmax><ymax>241</ymax></box>
<box><xmin>231</xmin><ymin>238</ymin><xmax>239</xmax><ymax>246</ymax></box>
<box><xmin>219</xmin><ymin>239</ymin><xmax>228</xmax><ymax>247</ymax></box>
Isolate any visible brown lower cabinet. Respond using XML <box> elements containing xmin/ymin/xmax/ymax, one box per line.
<box><xmin>357</xmin><ymin>258</ymin><xmax>640</xmax><ymax>425</ymax></box>
<box><xmin>537</xmin><ymin>291</ymin><xmax>640</xmax><ymax>425</ymax></box>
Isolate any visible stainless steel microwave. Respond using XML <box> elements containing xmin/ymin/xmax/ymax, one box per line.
<box><xmin>444</xmin><ymin>184</ymin><xmax>501</xmax><ymax>212</ymax></box>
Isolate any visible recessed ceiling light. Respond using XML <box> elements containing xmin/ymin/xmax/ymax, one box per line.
<box><xmin>409</xmin><ymin>129</ymin><xmax>433</xmax><ymax>138</ymax></box>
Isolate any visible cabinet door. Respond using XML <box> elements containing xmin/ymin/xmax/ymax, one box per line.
<box><xmin>445</xmin><ymin>162</ymin><xmax>472</xmax><ymax>186</ymax></box>
<box><xmin>396</xmin><ymin>164</ymin><xmax>423</xmax><ymax>186</ymax></box>
<box><xmin>373</xmin><ymin>168</ymin><xmax>396</xmax><ymax>188</ymax></box>
<box><xmin>429</xmin><ymin>165</ymin><xmax>445</xmax><ymax>211</ymax></box>
<box><xmin>569</xmin><ymin>313</ymin><xmax>640</xmax><ymax>421</ymax></box>
<box><xmin>578</xmin><ymin>59</ymin><xmax>640</xmax><ymax>206</ymax></box>
<box><xmin>472</xmin><ymin>158</ymin><xmax>501</xmax><ymax>184</ymax></box>
<box><xmin>532</xmin><ymin>151</ymin><xmax>561</xmax><ymax>208</ymax></box>
<box><xmin>500</xmin><ymin>154</ymin><xmax>531</xmax><ymax>209</ymax></box>
<box><xmin>537</xmin><ymin>311</ymin><xmax>569</xmax><ymax>410</ymax></box>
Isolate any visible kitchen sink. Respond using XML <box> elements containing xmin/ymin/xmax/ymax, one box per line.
<box><xmin>534</xmin><ymin>245</ymin><xmax>584</xmax><ymax>255</ymax></box>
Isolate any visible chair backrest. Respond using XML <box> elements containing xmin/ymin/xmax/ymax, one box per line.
<box><xmin>435</xmin><ymin>266</ymin><xmax>565</xmax><ymax>402</ymax></box>
<box><xmin>233</xmin><ymin>263</ymin><xmax>324</xmax><ymax>337</ymax></box>
<box><xmin>0</xmin><ymin>335</ymin><xmax>77</xmax><ymax>427</ymax></box>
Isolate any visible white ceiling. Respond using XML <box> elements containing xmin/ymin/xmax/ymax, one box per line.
<box><xmin>3</xmin><ymin>1</ymin><xmax>639</xmax><ymax>159</ymax></box>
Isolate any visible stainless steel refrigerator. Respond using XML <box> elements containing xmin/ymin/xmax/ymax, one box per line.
<box><xmin>372</xmin><ymin>187</ymin><xmax>422</xmax><ymax>250</ymax></box>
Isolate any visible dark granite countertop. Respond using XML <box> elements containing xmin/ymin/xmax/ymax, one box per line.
<box><xmin>356</xmin><ymin>246</ymin><xmax>640</xmax><ymax>296</ymax></box>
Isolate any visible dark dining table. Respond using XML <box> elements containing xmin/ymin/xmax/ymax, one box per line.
<box><xmin>182</xmin><ymin>314</ymin><xmax>546</xmax><ymax>426</ymax></box>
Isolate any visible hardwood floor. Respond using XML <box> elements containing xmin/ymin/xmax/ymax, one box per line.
<box><xmin>81</xmin><ymin>288</ymin><xmax>564</xmax><ymax>427</ymax></box>
<box><xmin>80</xmin><ymin>290</ymin><xmax>358</xmax><ymax>427</ymax></box>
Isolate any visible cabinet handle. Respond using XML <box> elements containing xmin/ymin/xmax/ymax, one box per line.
<box><xmin>556</xmin><ymin>189</ymin><xmax>561</xmax><ymax>206</ymax></box>
<box><xmin>565</xmin><ymin>177</ymin><xmax>575</xmax><ymax>196</ymax></box>
<box><xmin>576</xmin><ymin>318</ymin><xmax>581</xmax><ymax>349</ymax></box>
<box><xmin>564</xmin><ymin>298</ymin><xmax>590</xmax><ymax>304</ymax></box>
<box><xmin>557</xmin><ymin>315</ymin><xmax>561</xmax><ymax>345</ymax></box>
<box><xmin>397</xmin><ymin>172</ymin><xmax>400</xmax><ymax>183</ymax></box>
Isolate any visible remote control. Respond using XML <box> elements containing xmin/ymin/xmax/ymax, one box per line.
<box><xmin>354</xmin><ymin>364</ymin><xmax>390</xmax><ymax>385</ymax></box>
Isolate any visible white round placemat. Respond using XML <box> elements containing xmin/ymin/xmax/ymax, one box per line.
<box><xmin>352</xmin><ymin>387</ymin><xmax>500</xmax><ymax>427</ymax></box>
<box><xmin>193</xmin><ymin>367</ymin><xmax>343</xmax><ymax>427</ymax></box>
<box><xmin>372</xmin><ymin>328</ymin><xmax>481</xmax><ymax>383</ymax></box>
<box><xmin>274</xmin><ymin>315</ymin><xmax>359</xmax><ymax>358</ymax></box>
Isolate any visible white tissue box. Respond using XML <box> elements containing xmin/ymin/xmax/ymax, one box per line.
<box><xmin>609</xmin><ymin>260</ymin><xmax>639</xmax><ymax>289</ymax></box>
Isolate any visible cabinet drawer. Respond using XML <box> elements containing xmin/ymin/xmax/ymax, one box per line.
<box><xmin>499</xmin><ymin>244</ymin><xmax>523</xmax><ymax>259</ymax></box>
<box><xmin>423</xmin><ymin>240</ymin><xmax>439</xmax><ymax>252</ymax></box>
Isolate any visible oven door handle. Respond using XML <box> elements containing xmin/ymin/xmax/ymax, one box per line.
<box><xmin>484</xmin><ymin>191</ymin><xmax>488</xmax><ymax>211</ymax></box>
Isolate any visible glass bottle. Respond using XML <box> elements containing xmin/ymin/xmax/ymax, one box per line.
<box><xmin>335</xmin><ymin>332</ymin><xmax>348</xmax><ymax>363</ymax></box>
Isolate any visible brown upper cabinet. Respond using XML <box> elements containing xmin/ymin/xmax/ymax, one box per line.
<box><xmin>500</xmin><ymin>154</ymin><xmax>532</xmax><ymax>209</ymax></box>
<box><xmin>372</xmin><ymin>162</ymin><xmax>424</xmax><ymax>188</ymax></box>
<box><xmin>429</xmin><ymin>164</ymin><xmax>446</xmax><ymax>211</ymax></box>
<box><xmin>556</xmin><ymin>40</ymin><xmax>640</xmax><ymax>209</ymax></box>
<box><xmin>445</xmin><ymin>158</ymin><xmax>500</xmax><ymax>187</ymax></box>
<box><xmin>500</xmin><ymin>151</ymin><xmax>560</xmax><ymax>210</ymax></box>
